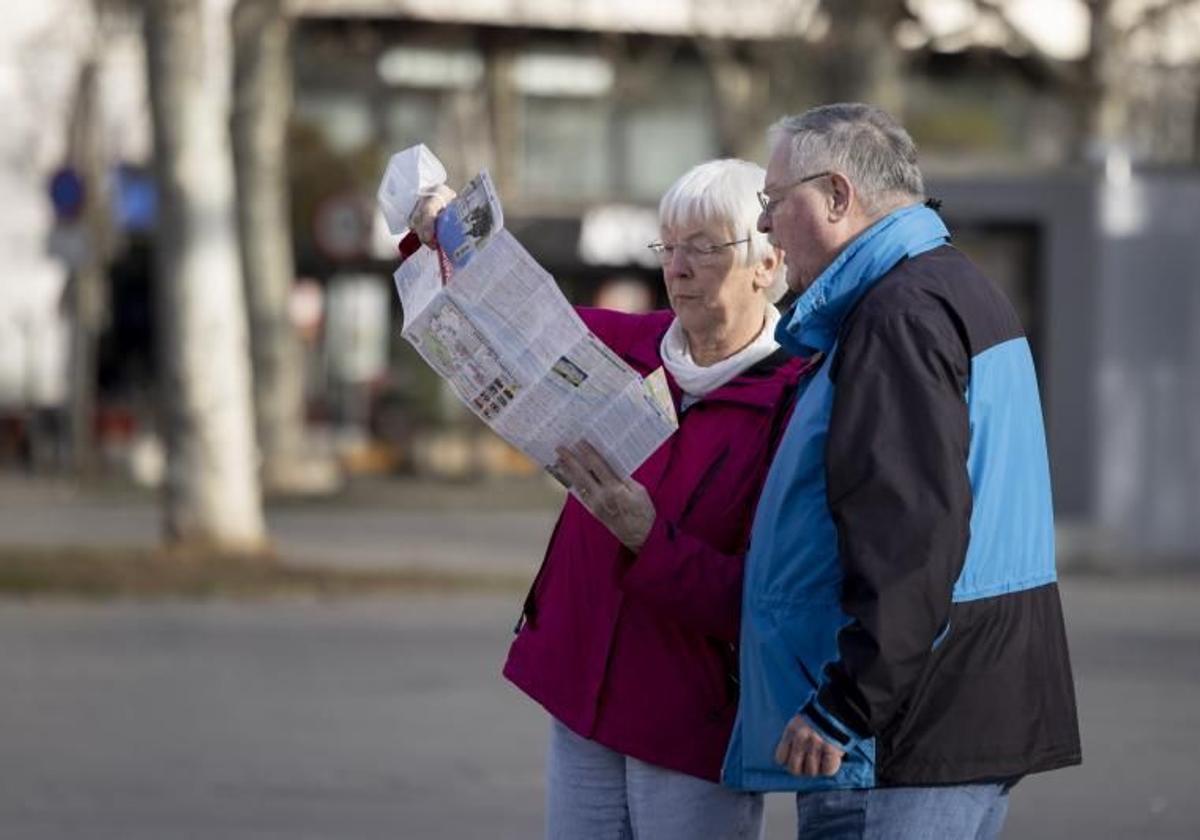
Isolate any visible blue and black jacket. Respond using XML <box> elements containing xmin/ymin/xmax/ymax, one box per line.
<box><xmin>723</xmin><ymin>204</ymin><xmax>1081</xmax><ymax>790</ymax></box>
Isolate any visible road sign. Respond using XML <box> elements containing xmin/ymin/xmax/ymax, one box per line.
<box><xmin>49</xmin><ymin>167</ymin><xmax>86</xmax><ymax>221</ymax></box>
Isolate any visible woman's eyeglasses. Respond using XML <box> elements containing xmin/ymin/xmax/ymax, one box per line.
<box><xmin>646</xmin><ymin>238</ymin><xmax>750</xmax><ymax>264</ymax></box>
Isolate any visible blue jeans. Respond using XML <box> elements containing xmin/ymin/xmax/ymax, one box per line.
<box><xmin>545</xmin><ymin>718</ymin><xmax>763</xmax><ymax>840</ymax></box>
<box><xmin>795</xmin><ymin>783</ymin><xmax>1011</xmax><ymax>840</ymax></box>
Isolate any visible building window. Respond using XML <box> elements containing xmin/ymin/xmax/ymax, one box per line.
<box><xmin>513</xmin><ymin>47</ymin><xmax>717</xmax><ymax>204</ymax></box>
<box><xmin>519</xmin><ymin>97</ymin><xmax>612</xmax><ymax>199</ymax></box>
<box><xmin>376</xmin><ymin>45</ymin><xmax>485</xmax><ymax>90</ymax></box>
<box><xmin>294</xmin><ymin>92</ymin><xmax>374</xmax><ymax>156</ymax></box>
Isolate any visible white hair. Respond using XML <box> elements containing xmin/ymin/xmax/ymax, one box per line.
<box><xmin>658</xmin><ymin>159</ymin><xmax>788</xmax><ymax>304</ymax></box>
<box><xmin>768</xmin><ymin>103</ymin><xmax>924</xmax><ymax>216</ymax></box>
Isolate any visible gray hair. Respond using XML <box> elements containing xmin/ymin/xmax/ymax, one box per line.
<box><xmin>767</xmin><ymin>103</ymin><xmax>924</xmax><ymax>216</ymax></box>
<box><xmin>658</xmin><ymin>159</ymin><xmax>788</xmax><ymax>304</ymax></box>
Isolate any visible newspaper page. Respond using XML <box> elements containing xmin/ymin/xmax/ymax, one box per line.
<box><xmin>434</xmin><ymin>171</ymin><xmax>503</xmax><ymax>271</ymax></box>
<box><xmin>390</xmin><ymin>169</ymin><xmax>677</xmax><ymax>483</ymax></box>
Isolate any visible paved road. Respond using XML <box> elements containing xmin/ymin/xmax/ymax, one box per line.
<box><xmin>0</xmin><ymin>476</ymin><xmax>560</xmax><ymax>575</ymax></box>
<box><xmin>2</xmin><ymin>577</ymin><xmax>1198</xmax><ymax>839</ymax></box>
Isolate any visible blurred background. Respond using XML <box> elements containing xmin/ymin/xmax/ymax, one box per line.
<box><xmin>1</xmin><ymin>0</ymin><xmax>1198</xmax><ymax>838</ymax></box>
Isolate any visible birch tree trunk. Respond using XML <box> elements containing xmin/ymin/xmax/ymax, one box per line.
<box><xmin>231</xmin><ymin>0</ymin><xmax>326</xmax><ymax>494</ymax></box>
<box><xmin>143</xmin><ymin>0</ymin><xmax>267</xmax><ymax>552</ymax></box>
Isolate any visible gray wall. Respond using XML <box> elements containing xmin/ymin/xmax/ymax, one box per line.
<box><xmin>929</xmin><ymin>170</ymin><xmax>1200</xmax><ymax>566</ymax></box>
<box><xmin>1093</xmin><ymin>174</ymin><xmax>1200</xmax><ymax>564</ymax></box>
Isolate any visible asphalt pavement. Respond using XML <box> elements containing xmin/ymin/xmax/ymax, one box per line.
<box><xmin>1</xmin><ymin>476</ymin><xmax>1198</xmax><ymax>838</ymax></box>
<box><xmin>1</xmin><ymin>578</ymin><xmax>1198</xmax><ymax>839</ymax></box>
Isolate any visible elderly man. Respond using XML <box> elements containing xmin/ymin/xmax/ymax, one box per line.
<box><xmin>723</xmin><ymin>103</ymin><xmax>1081</xmax><ymax>838</ymax></box>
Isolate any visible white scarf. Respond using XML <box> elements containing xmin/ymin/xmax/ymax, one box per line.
<box><xmin>659</xmin><ymin>305</ymin><xmax>781</xmax><ymax>400</ymax></box>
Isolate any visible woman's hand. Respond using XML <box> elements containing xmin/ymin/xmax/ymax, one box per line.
<box><xmin>408</xmin><ymin>184</ymin><xmax>457</xmax><ymax>247</ymax></box>
<box><xmin>555</xmin><ymin>441</ymin><xmax>656</xmax><ymax>553</ymax></box>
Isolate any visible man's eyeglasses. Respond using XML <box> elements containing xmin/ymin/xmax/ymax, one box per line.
<box><xmin>647</xmin><ymin>237</ymin><xmax>750</xmax><ymax>264</ymax></box>
<box><xmin>757</xmin><ymin>171</ymin><xmax>833</xmax><ymax>215</ymax></box>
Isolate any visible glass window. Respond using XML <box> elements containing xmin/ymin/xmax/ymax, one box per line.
<box><xmin>383</xmin><ymin>93</ymin><xmax>441</xmax><ymax>152</ymax></box>
<box><xmin>513</xmin><ymin>49</ymin><xmax>616</xmax><ymax>201</ymax></box>
<box><xmin>512</xmin><ymin>53</ymin><xmax>614</xmax><ymax>97</ymax></box>
<box><xmin>519</xmin><ymin>97</ymin><xmax>612</xmax><ymax>200</ymax></box>
<box><xmin>622</xmin><ymin>106</ymin><xmax>716</xmax><ymax>200</ymax></box>
<box><xmin>376</xmin><ymin>46</ymin><xmax>484</xmax><ymax>90</ymax></box>
<box><xmin>618</xmin><ymin>57</ymin><xmax>716</xmax><ymax>200</ymax></box>
<box><xmin>294</xmin><ymin>93</ymin><xmax>373</xmax><ymax>155</ymax></box>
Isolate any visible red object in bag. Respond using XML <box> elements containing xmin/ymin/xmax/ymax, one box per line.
<box><xmin>396</xmin><ymin>230</ymin><xmax>453</xmax><ymax>285</ymax></box>
<box><xmin>397</xmin><ymin>231</ymin><xmax>421</xmax><ymax>262</ymax></box>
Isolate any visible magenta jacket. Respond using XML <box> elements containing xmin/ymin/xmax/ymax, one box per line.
<box><xmin>503</xmin><ymin>307</ymin><xmax>813</xmax><ymax>781</ymax></box>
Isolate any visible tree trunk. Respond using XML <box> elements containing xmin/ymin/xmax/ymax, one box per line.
<box><xmin>66</xmin><ymin>57</ymin><xmax>108</xmax><ymax>476</ymax></box>
<box><xmin>1080</xmin><ymin>0</ymin><xmax>1131</xmax><ymax>160</ymax></box>
<box><xmin>143</xmin><ymin>0</ymin><xmax>267</xmax><ymax>552</ymax></box>
<box><xmin>820</xmin><ymin>0</ymin><xmax>906</xmax><ymax>113</ymax></box>
<box><xmin>699</xmin><ymin>38</ymin><xmax>772</xmax><ymax>160</ymax></box>
<box><xmin>230</xmin><ymin>0</ymin><xmax>329</xmax><ymax>494</ymax></box>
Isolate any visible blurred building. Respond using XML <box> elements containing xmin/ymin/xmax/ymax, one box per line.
<box><xmin>2</xmin><ymin>1</ymin><xmax>1194</xmax><ymax>564</ymax></box>
<box><xmin>284</xmin><ymin>0</ymin><xmax>1200</xmax><ymax>566</ymax></box>
<box><xmin>0</xmin><ymin>1</ymin><xmax>150</xmax><ymax>470</ymax></box>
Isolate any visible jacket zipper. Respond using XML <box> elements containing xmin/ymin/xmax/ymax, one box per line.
<box><xmin>678</xmin><ymin>444</ymin><xmax>731</xmax><ymax>524</ymax></box>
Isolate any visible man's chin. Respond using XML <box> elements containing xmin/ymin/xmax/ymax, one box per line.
<box><xmin>786</xmin><ymin>270</ymin><xmax>812</xmax><ymax>294</ymax></box>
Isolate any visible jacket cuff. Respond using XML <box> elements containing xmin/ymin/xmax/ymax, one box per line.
<box><xmin>624</xmin><ymin>513</ymin><xmax>672</xmax><ymax>567</ymax></box>
<box><xmin>800</xmin><ymin>696</ymin><xmax>867</xmax><ymax>758</ymax></box>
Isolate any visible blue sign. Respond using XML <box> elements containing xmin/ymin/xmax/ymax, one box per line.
<box><xmin>49</xmin><ymin>167</ymin><xmax>85</xmax><ymax>220</ymax></box>
<box><xmin>113</xmin><ymin>165</ymin><xmax>157</xmax><ymax>233</ymax></box>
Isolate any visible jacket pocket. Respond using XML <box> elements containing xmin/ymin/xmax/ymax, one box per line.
<box><xmin>880</xmin><ymin>613</ymin><xmax>957</xmax><ymax>751</ymax></box>
<box><xmin>515</xmin><ymin>513</ymin><xmax>566</xmax><ymax>632</ymax></box>
<box><xmin>699</xmin><ymin>638</ymin><xmax>738</xmax><ymax>719</ymax></box>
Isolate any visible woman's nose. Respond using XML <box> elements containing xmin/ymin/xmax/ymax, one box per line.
<box><xmin>665</xmin><ymin>247</ymin><xmax>689</xmax><ymax>275</ymax></box>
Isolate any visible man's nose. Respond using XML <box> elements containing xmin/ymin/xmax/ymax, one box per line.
<box><xmin>757</xmin><ymin>211</ymin><xmax>771</xmax><ymax>235</ymax></box>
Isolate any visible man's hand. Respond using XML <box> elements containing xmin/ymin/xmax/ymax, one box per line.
<box><xmin>554</xmin><ymin>441</ymin><xmax>655</xmax><ymax>552</ymax></box>
<box><xmin>775</xmin><ymin>714</ymin><xmax>845</xmax><ymax>777</ymax></box>
<box><xmin>408</xmin><ymin>184</ymin><xmax>457</xmax><ymax>247</ymax></box>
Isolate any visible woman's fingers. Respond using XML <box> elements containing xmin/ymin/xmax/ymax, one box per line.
<box><xmin>557</xmin><ymin>442</ymin><xmax>655</xmax><ymax>551</ymax></box>
<box><xmin>554</xmin><ymin>446</ymin><xmax>601</xmax><ymax>502</ymax></box>
<box><xmin>572</xmin><ymin>441</ymin><xmax>621</xmax><ymax>486</ymax></box>
<box><xmin>409</xmin><ymin>197</ymin><xmax>441</xmax><ymax>246</ymax></box>
<box><xmin>409</xmin><ymin>185</ymin><xmax>457</xmax><ymax>247</ymax></box>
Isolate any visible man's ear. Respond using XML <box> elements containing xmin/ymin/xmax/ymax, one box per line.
<box><xmin>826</xmin><ymin>172</ymin><xmax>854</xmax><ymax>222</ymax></box>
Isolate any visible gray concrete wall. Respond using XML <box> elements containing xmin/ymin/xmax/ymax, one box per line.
<box><xmin>929</xmin><ymin>173</ymin><xmax>1098</xmax><ymax>522</ymax></box>
<box><xmin>1093</xmin><ymin>174</ymin><xmax>1200</xmax><ymax>563</ymax></box>
<box><xmin>929</xmin><ymin>170</ymin><xmax>1200</xmax><ymax>565</ymax></box>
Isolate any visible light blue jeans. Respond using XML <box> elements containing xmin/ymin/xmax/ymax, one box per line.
<box><xmin>546</xmin><ymin>718</ymin><xmax>764</xmax><ymax>840</ymax></box>
<box><xmin>795</xmin><ymin>782</ymin><xmax>1011</xmax><ymax>840</ymax></box>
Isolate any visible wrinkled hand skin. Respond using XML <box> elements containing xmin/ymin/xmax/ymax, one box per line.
<box><xmin>553</xmin><ymin>441</ymin><xmax>656</xmax><ymax>552</ymax></box>
<box><xmin>775</xmin><ymin>714</ymin><xmax>845</xmax><ymax>777</ymax></box>
<box><xmin>408</xmin><ymin>184</ymin><xmax>457</xmax><ymax>247</ymax></box>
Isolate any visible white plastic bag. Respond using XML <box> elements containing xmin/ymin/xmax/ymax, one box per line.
<box><xmin>376</xmin><ymin>144</ymin><xmax>448</xmax><ymax>235</ymax></box>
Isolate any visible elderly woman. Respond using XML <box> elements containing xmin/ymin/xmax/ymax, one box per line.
<box><xmin>414</xmin><ymin>159</ymin><xmax>815</xmax><ymax>839</ymax></box>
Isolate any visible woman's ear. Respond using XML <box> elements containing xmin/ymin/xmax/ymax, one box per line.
<box><xmin>753</xmin><ymin>247</ymin><xmax>781</xmax><ymax>291</ymax></box>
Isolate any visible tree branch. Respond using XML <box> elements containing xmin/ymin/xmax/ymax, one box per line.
<box><xmin>1127</xmin><ymin>0</ymin><xmax>1200</xmax><ymax>37</ymax></box>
